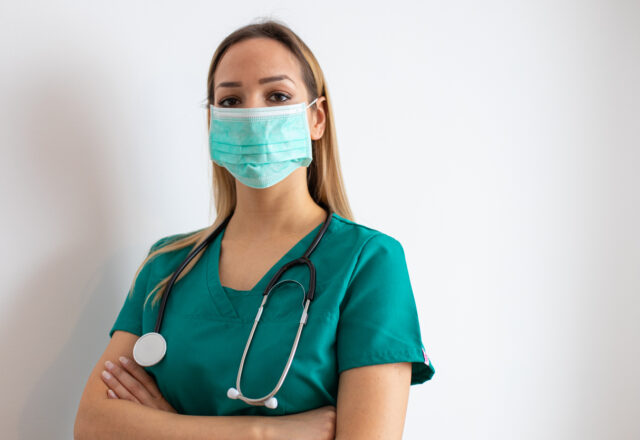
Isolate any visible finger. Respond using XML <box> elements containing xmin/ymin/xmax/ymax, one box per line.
<box><xmin>107</xmin><ymin>389</ymin><xmax>118</xmax><ymax>399</ymax></box>
<box><xmin>104</xmin><ymin>360</ymin><xmax>153</xmax><ymax>404</ymax></box>
<box><xmin>101</xmin><ymin>369</ymin><xmax>141</xmax><ymax>404</ymax></box>
<box><xmin>117</xmin><ymin>356</ymin><xmax>163</xmax><ymax>399</ymax></box>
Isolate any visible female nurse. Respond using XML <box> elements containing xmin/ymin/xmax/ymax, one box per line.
<box><xmin>75</xmin><ymin>19</ymin><xmax>434</xmax><ymax>440</ymax></box>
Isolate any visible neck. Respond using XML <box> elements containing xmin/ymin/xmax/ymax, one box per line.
<box><xmin>226</xmin><ymin>167</ymin><xmax>327</xmax><ymax>240</ymax></box>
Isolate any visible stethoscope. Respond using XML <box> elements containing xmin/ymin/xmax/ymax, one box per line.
<box><xmin>132</xmin><ymin>208</ymin><xmax>333</xmax><ymax>409</ymax></box>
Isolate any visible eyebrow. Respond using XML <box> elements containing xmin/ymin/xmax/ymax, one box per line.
<box><xmin>215</xmin><ymin>74</ymin><xmax>295</xmax><ymax>90</ymax></box>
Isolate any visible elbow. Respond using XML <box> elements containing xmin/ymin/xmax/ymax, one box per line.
<box><xmin>74</xmin><ymin>401</ymin><xmax>100</xmax><ymax>440</ymax></box>
<box><xmin>73</xmin><ymin>409</ymin><xmax>86</xmax><ymax>440</ymax></box>
<box><xmin>74</xmin><ymin>405</ymin><xmax>90</xmax><ymax>440</ymax></box>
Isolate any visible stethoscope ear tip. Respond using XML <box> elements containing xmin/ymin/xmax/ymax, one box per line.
<box><xmin>265</xmin><ymin>396</ymin><xmax>278</xmax><ymax>409</ymax></box>
<box><xmin>226</xmin><ymin>387</ymin><xmax>278</xmax><ymax>409</ymax></box>
<box><xmin>227</xmin><ymin>387</ymin><xmax>240</xmax><ymax>399</ymax></box>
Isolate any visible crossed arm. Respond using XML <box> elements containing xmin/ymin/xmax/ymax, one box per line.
<box><xmin>74</xmin><ymin>331</ymin><xmax>412</xmax><ymax>439</ymax></box>
<box><xmin>335</xmin><ymin>360</ymin><xmax>412</xmax><ymax>439</ymax></box>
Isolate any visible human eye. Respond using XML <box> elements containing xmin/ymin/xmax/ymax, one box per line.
<box><xmin>268</xmin><ymin>91</ymin><xmax>291</xmax><ymax>103</ymax></box>
<box><xmin>218</xmin><ymin>96</ymin><xmax>239</xmax><ymax>107</ymax></box>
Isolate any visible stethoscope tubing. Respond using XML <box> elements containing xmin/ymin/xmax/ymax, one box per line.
<box><xmin>232</xmin><ymin>282</ymin><xmax>311</xmax><ymax>405</ymax></box>
<box><xmin>154</xmin><ymin>213</ymin><xmax>233</xmax><ymax>333</ymax></box>
<box><xmin>147</xmin><ymin>207</ymin><xmax>333</xmax><ymax>408</ymax></box>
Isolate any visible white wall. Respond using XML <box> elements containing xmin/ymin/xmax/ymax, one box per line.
<box><xmin>1</xmin><ymin>1</ymin><xmax>638</xmax><ymax>438</ymax></box>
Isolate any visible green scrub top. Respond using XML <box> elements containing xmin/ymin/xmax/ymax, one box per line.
<box><xmin>109</xmin><ymin>212</ymin><xmax>435</xmax><ymax>416</ymax></box>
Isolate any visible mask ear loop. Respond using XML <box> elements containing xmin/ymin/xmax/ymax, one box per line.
<box><xmin>198</xmin><ymin>97</ymin><xmax>210</xmax><ymax>109</ymax></box>
<box><xmin>306</xmin><ymin>97</ymin><xmax>319</xmax><ymax>109</ymax></box>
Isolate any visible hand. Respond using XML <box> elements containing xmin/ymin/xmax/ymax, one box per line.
<box><xmin>263</xmin><ymin>405</ymin><xmax>336</xmax><ymax>440</ymax></box>
<box><xmin>100</xmin><ymin>356</ymin><xmax>177</xmax><ymax>413</ymax></box>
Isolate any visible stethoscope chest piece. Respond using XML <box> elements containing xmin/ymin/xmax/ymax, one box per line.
<box><xmin>136</xmin><ymin>208</ymin><xmax>333</xmax><ymax>408</ymax></box>
<box><xmin>133</xmin><ymin>332</ymin><xmax>167</xmax><ymax>367</ymax></box>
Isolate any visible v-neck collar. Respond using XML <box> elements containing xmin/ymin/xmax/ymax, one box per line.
<box><xmin>205</xmin><ymin>214</ymin><xmax>334</xmax><ymax>320</ymax></box>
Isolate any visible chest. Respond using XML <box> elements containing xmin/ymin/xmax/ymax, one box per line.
<box><xmin>218</xmin><ymin>235</ymin><xmax>306</xmax><ymax>291</ymax></box>
<box><xmin>142</xmin><ymin>247</ymin><xmax>348</xmax><ymax>416</ymax></box>
<box><xmin>140</xmin><ymin>224</ymin><xmax>363</xmax><ymax>416</ymax></box>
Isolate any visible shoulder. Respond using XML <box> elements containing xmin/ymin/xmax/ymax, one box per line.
<box><xmin>148</xmin><ymin>226</ymin><xmax>208</xmax><ymax>253</ymax></box>
<box><xmin>329</xmin><ymin>213</ymin><xmax>404</xmax><ymax>252</ymax></box>
<box><xmin>141</xmin><ymin>227</ymin><xmax>209</xmax><ymax>277</ymax></box>
<box><xmin>333</xmin><ymin>215</ymin><xmax>414</xmax><ymax>310</ymax></box>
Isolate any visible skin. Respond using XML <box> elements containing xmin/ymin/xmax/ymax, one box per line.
<box><xmin>208</xmin><ymin>37</ymin><xmax>329</xmax><ymax>291</ymax></box>
<box><xmin>77</xmin><ymin>37</ymin><xmax>412</xmax><ymax>440</ymax></box>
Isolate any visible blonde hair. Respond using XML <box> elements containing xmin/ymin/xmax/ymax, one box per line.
<box><xmin>130</xmin><ymin>18</ymin><xmax>354</xmax><ymax>309</ymax></box>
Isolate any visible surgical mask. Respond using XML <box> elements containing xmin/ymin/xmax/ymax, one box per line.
<box><xmin>208</xmin><ymin>97</ymin><xmax>318</xmax><ymax>189</ymax></box>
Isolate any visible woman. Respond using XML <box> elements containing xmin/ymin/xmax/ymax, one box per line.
<box><xmin>75</xmin><ymin>19</ymin><xmax>434</xmax><ymax>440</ymax></box>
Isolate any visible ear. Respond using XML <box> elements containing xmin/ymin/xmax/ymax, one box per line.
<box><xmin>309</xmin><ymin>96</ymin><xmax>327</xmax><ymax>141</ymax></box>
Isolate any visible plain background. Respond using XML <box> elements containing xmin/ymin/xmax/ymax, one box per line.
<box><xmin>1</xmin><ymin>1</ymin><xmax>639</xmax><ymax>439</ymax></box>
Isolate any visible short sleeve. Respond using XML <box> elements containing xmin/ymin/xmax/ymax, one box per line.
<box><xmin>336</xmin><ymin>233</ymin><xmax>435</xmax><ymax>385</ymax></box>
<box><xmin>108</xmin><ymin>240</ymin><xmax>163</xmax><ymax>338</ymax></box>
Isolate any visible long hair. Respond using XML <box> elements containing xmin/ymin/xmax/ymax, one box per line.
<box><xmin>131</xmin><ymin>18</ymin><xmax>353</xmax><ymax>309</ymax></box>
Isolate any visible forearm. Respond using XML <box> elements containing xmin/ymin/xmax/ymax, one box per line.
<box><xmin>75</xmin><ymin>398</ymin><xmax>267</xmax><ymax>440</ymax></box>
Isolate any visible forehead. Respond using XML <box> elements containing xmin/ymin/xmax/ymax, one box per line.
<box><xmin>215</xmin><ymin>37</ymin><xmax>302</xmax><ymax>85</ymax></box>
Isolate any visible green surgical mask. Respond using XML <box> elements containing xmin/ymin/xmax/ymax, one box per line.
<box><xmin>209</xmin><ymin>98</ymin><xmax>318</xmax><ymax>189</ymax></box>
